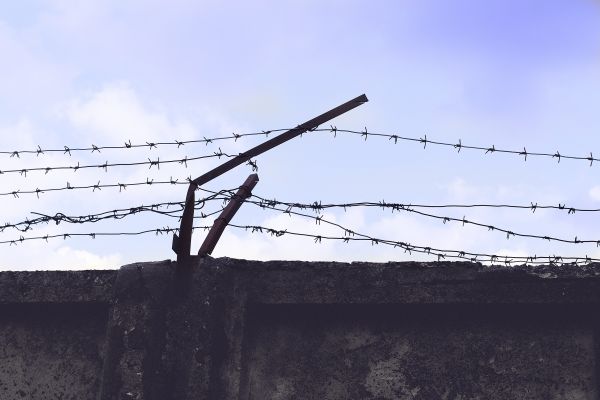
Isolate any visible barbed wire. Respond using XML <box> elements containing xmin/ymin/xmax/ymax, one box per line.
<box><xmin>0</xmin><ymin>173</ymin><xmax>258</xmax><ymax>198</ymax></box>
<box><xmin>4</xmin><ymin>186</ymin><xmax>599</xmax><ymax>266</ymax></box>
<box><xmin>0</xmin><ymin>192</ymin><xmax>233</xmax><ymax>233</ymax></box>
<box><xmin>5</xmin><ymin>178</ymin><xmax>598</xmax><ymax>246</ymax></box>
<box><xmin>228</xmin><ymin>223</ymin><xmax>600</xmax><ymax>266</ymax></box>
<box><xmin>0</xmin><ymin>149</ymin><xmax>250</xmax><ymax>177</ymax></box>
<box><xmin>237</xmin><ymin>200</ymin><xmax>600</xmax><ymax>264</ymax></box>
<box><xmin>3</xmin><ymin>172</ymin><xmax>597</xmax><ymax>220</ymax></box>
<box><xmin>3</xmin><ymin>126</ymin><xmax>598</xmax><ymax>168</ymax></box>
<box><xmin>249</xmin><ymin>194</ymin><xmax>600</xmax><ymax>214</ymax></box>
<box><xmin>315</xmin><ymin>127</ymin><xmax>600</xmax><ymax>166</ymax></box>
<box><xmin>0</xmin><ymin>130</ymin><xmax>285</xmax><ymax>158</ymax></box>
<box><xmin>244</xmin><ymin>195</ymin><xmax>600</xmax><ymax>245</ymax></box>
<box><xmin>2</xmin><ymin>220</ymin><xmax>598</xmax><ymax>266</ymax></box>
<box><xmin>0</xmin><ymin>225</ymin><xmax>208</xmax><ymax>246</ymax></box>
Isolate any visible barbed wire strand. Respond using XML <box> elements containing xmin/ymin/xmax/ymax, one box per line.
<box><xmin>244</xmin><ymin>195</ymin><xmax>600</xmax><ymax>245</ymax></box>
<box><xmin>6</xmin><ymin>176</ymin><xmax>599</xmax><ymax>247</ymax></box>
<box><xmin>6</xmin><ymin>183</ymin><xmax>598</xmax><ymax>246</ymax></box>
<box><xmin>238</xmin><ymin>200</ymin><xmax>600</xmax><ymax>264</ymax></box>
<box><xmin>249</xmin><ymin>194</ymin><xmax>600</xmax><ymax>214</ymax></box>
<box><xmin>318</xmin><ymin>127</ymin><xmax>600</xmax><ymax>166</ymax></box>
<box><xmin>3</xmin><ymin>186</ymin><xmax>599</xmax><ymax>266</ymax></box>
<box><xmin>0</xmin><ymin>226</ymin><xmax>207</xmax><ymax>246</ymax></box>
<box><xmin>0</xmin><ymin>174</ymin><xmax>258</xmax><ymax>198</ymax></box>
<box><xmin>3</xmin><ymin>126</ymin><xmax>598</xmax><ymax>167</ymax></box>
<box><xmin>2</xmin><ymin>222</ymin><xmax>597</xmax><ymax>266</ymax></box>
<box><xmin>227</xmin><ymin>223</ymin><xmax>600</xmax><ymax>266</ymax></box>
<box><xmin>0</xmin><ymin>149</ymin><xmax>247</xmax><ymax>177</ymax></box>
<box><xmin>2</xmin><ymin>176</ymin><xmax>598</xmax><ymax>220</ymax></box>
<box><xmin>0</xmin><ymin>130</ymin><xmax>286</xmax><ymax>157</ymax></box>
<box><xmin>0</xmin><ymin>192</ymin><xmax>234</xmax><ymax>233</ymax></box>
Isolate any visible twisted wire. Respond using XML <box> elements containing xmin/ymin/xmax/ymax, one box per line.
<box><xmin>3</xmin><ymin>221</ymin><xmax>597</xmax><ymax>266</ymax></box>
<box><xmin>319</xmin><ymin>127</ymin><xmax>600</xmax><ymax>165</ymax></box>
<box><xmin>1</xmin><ymin>192</ymin><xmax>233</xmax><ymax>233</ymax></box>
<box><xmin>245</xmin><ymin>195</ymin><xmax>600</xmax><ymax>245</ymax></box>
<box><xmin>0</xmin><ymin>130</ymin><xmax>284</xmax><ymax>157</ymax></box>
<box><xmin>0</xmin><ymin>149</ymin><xmax>244</xmax><ymax>177</ymax></box>
<box><xmin>3</xmin><ymin>126</ymin><xmax>598</xmax><ymax>167</ymax></box>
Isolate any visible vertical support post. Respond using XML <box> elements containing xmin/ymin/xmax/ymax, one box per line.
<box><xmin>198</xmin><ymin>174</ymin><xmax>259</xmax><ymax>256</ymax></box>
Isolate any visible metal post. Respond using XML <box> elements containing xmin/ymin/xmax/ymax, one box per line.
<box><xmin>198</xmin><ymin>174</ymin><xmax>259</xmax><ymax>257</ymax></box>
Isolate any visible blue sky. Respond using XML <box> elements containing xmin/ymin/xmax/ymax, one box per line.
<box><xmin>1</xmin><ymin>0</ymin><xmax>599</xmax><ymax>269</ymax></box>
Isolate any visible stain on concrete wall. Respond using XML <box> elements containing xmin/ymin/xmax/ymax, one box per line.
<box><xmin>242</xmin><ymin>304</ymin><xmax>597</xmax><ymax>400</ymax></box>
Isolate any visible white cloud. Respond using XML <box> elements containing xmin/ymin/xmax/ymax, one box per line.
<box><xmin>0</xmin><ymin>242</ymin><xmax>122</xmax><ymax>271</ymax></box>
<box><xmin>40</xmin><ymin>0</ymin><xmax>110</xmax><ymax>32</ymax></box>
<box><xmin>589</xmin><ymin>186</ymin><xmax>600</xmax><ymax>202</ymax></box>
<box><xmin>0</xmin><ymin>118</ymin><xmax>38</xmax><ymax>148</ymax></box>
<box><xmin>48</xmin><ymin>246</ymin><xmax>122</xmax><ymax>270</ymax></box>
<box><xmin>0</xmin><ymin>21</ymin><xmax>74</xmax><ymax>112</ymax></box>
<box><xmin>59</xmin><ymin>82</ymin><xmax>197</xmax><ymax>143</ymax></box>
<box><xmin>443</xmin><ymin>177</ymin><xmax>480</xmax><ymax>200</ymax></box>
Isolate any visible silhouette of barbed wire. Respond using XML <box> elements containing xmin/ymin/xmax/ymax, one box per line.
<box><xmin>0</xmin><ymin>130</ymin><xmax>283</xmax><ymax>157</ymax></box>
<box><xmin>318</xmin><ymin>127</ymin><xmax>600</xmax><ymax>166</ymax></box>
<box><xmin>0</xmin><ymin>149</ymin><xmax>246</xmax><ymax>177</ymax></box>
<box><xmin>3</xmin><ymin>126</ymin><xmax>598</xmax><ymax>167</ymax></box>
<box><xmin>0</xmin><ymin>191</ymin><xmax>234</xmax><ymax>233</ymax></box>
<box><xmin>245</xmin><ymin>195</ymin><xmax>600</xmax><ymax>245</ymax></box>
<box><xmin>0</xmin><ymin>174</ymin><xmax>256</xmax><ymax>198</ymax></box>
<box><xmin>3</xmin><ymin>221</ymin><xmax>597</xmax><ymax>266</ymax></box>
<box><xmin>4</xmin><ymin>191</ymin><xmax>599</xmax><ymax>267</ymax></box>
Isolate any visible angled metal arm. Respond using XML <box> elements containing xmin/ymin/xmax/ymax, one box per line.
<box><xmin>198</xmin><ymin>174</ymin><xmax>259</xmax><ymax>257</ymax></box>
<box><xmin>173</xmin><ymin>94</ymin><xmax>368</xmax><ymax>264</ymax></box>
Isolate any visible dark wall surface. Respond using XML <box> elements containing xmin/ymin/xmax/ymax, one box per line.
<box><xmin>0</xmin><ymin>259</ymin><xmax>599</xmax><ymax>399</ymax></box>
<box><xmin>0</xmin><ymin>271</ymin><xmax>115</xmax><ymax>400</ymax></box>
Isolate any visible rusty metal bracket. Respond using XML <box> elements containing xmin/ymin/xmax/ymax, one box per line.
<box><xmin>173</xmin><ymin>94</ymin><xmax>368</xmax><ymax>265</ymax></box>
<box><xmin>197</xmin><ymin>173</ymin><xmax>259</xmax><ymax>257</ymax></box>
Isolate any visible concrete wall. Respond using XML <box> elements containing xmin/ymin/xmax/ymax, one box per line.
<box><xmin>0</xmin><ymin>270</ymin><xmax>114</xmax><ymax>399</ymax></box>
<box><xmin>1</xmin><ymin>259</ymin><xmax>599</xmax><ymax>399</ymax></box>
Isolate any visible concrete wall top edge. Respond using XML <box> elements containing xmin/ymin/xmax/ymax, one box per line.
<box><xmin>2</xmin><ymin>258</ymin><xmax>600</xmax><ymax>305</ymax></box>
<box><xmin>210</xmin><ymin>257</ymin><xmax>600</xmax><ymax>280</ymax></box>
<box><xmin>0</xmin><ymin>270</ymin><xmax>117</xmax><ymax>303</ymax></box>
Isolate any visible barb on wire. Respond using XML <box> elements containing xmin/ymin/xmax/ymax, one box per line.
<box><xmin>0</xmin><ymin>130</ymin><xmax>289</xmax><ymax>158</ymax></box>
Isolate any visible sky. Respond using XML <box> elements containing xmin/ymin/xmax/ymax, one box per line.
<box><xmin>1</xmin><ymin>0</ymin><xmax>600</xmax><ymax>270</ymax></box>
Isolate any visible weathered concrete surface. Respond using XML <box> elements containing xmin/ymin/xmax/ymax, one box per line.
<box><xmin>0</xmin><ymin>303</ymin><xmax>109</xmax><ymax>400</ymax></box>
<box><xmin>1</xmin><ymin>259</ymin><xmax>600</xmax><ymax>399</ymax></box>
<box><xmin>243</xmin><ymin>304</ymin><xmax>596</xmax><ymax>399</ymax></box>
<box><xmin>0</xmin><ymin>270</ymin><xmax>116</xmax><ymax>303</ymax></box>
<box><xmin>222</xmin><ymin>260</ymin><xmax>600</xmax><ymax>400</ymax></box>
<box><xmin>0</xmin><ymin>270</ymin><xmax>116</xmax><ymax>400</ymax></box>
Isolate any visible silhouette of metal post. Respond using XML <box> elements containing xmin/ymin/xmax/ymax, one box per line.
<box><xmin>173</xmin><ymin>94</ymin><xmax>368</xmax><ymax>265</ymax></box>
<box><xmin>198</xmin><ymin>173</ymin><xmax>259</xmax><ymax>257</ymax></box>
